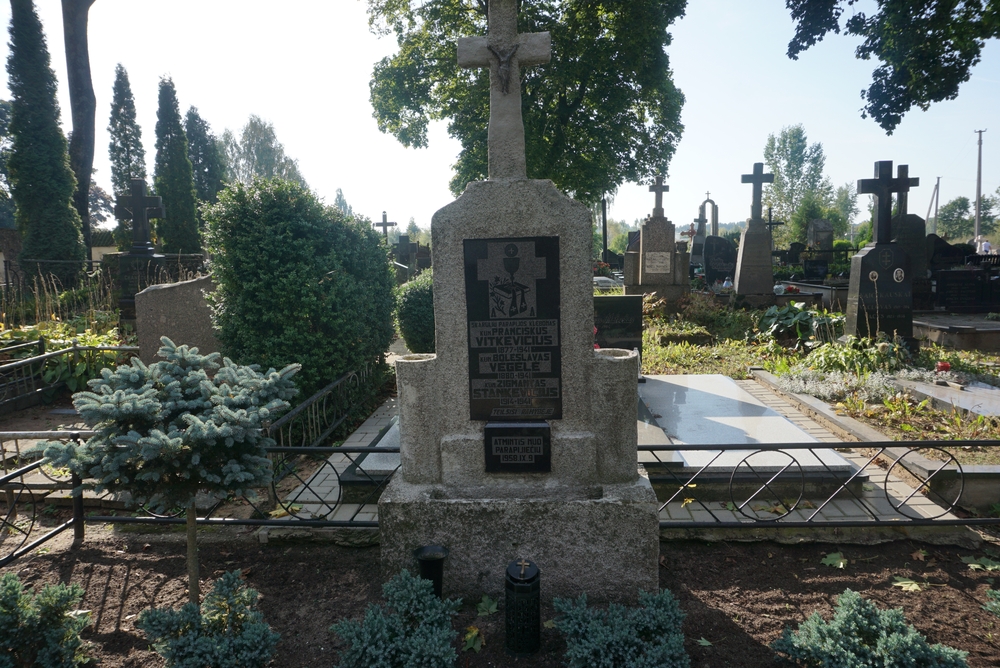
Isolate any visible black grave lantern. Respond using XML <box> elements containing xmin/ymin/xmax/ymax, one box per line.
<box><xmin>413</xmin><ymin>545</ymin><xmax>448</xmax><ymax>598</ymax></box>
<box><xmin>504</xmin><ymin>558</ymin><xmax>540</xmax><ymax>656</ymax></box>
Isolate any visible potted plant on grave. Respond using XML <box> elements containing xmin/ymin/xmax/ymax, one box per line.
<box><xmin>42</xmin><ymin>337</ymin><xmax>299</xmax><ymax>603</ymax></box>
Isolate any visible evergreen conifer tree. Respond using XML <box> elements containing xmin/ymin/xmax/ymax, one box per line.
<box><xmin>44</xmin><ymin>338</ymin><xmax>299</xmax><ymax>603</ymax></box>
<box><xmin>185</xmin><ymin>106</ymin><xmax>226</xmax><ymax>214</ymax></box>
<box><xmin>108</xmin><ymin>63</ymin><xmax>146</xmax><ymax>248</ymax></box>
<box><xmin>6</xmin><ymin>0</ymin><xmax>84</xmax><ymax>286</ymax></box>
<box><xmin>154</xmin><ymin>77</ymin><xmax>200</xmax><ymax>253</ymax></box>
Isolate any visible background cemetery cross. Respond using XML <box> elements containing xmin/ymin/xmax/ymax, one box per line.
<box><xmin>895</xmin><ymin>164</ymin><xmax>918</xmax><ymax>218</ymax></box>
<box><xmin>649</xmin><ymin>175</ymin><xmax>668</xmax><ymax>217</ymax></box>
<box><xmin>858</xmin><ymin>160</ymin><xmax>918</xmax><ymax>244</ymax></box>
<box><xmin>114</xmin><ymin>177</ymin><xmax>163</xmax><ymax>255</ymax></box>
<box><xmin>456</xmin><ymin>0</ymin><xmax>550</xmax><ymax>179</ymax></box>
<box><xmin>376</xmin><ymin>211</ymin><xmax>397</xmax><ymax>238</ymax></box>
<box><xmin>741</xmin><ymin>162</ymin><xmax>774</xmax><ymax>221</ymax></box>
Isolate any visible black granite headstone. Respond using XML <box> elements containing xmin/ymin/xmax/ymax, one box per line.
<box><xmin>787</xmin><ymin>242</ymin><xmax>806</xmax><ymax>265</ymax></box>
<box><xmin>844</xmin><ymin>244</ymin><xmax>913</xmax><ymax>339</ymax></box>
<box><xmin>934</xmin><ymin>269</ymin><xmax>985</xmax><ymax>311</ymax></box>
<box><xmin>594</xmin><ymin>295</ymin><xmax>643</xmax><ymax>353</ymax></box>
<box><xmin>703</xmin><ymin>235</ymin><xmax>736</xmax><ymax>286</ymax></box>
<box><xmin>802</xmin><ymin>259</ymin><xmax>828</xmax><ymax>282</ymax></box>
<box><xmin>484</xmin><ymin>421</ymin><xmax>551</xmax><ymax>473</ymax></box>
<box><xmin>464</xmin><ymin>237</ymin><xmax>561</xmax><ymax>421</ymax></box>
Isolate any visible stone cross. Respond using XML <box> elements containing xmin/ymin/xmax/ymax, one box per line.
<box><xmin>114</xmin><ymin>177</ymin><xmax>163</xmax><ymax>255</ymax></box>
<box><xmin>375</xmin><ymin>211</ymin><xmax>397</xmax><ymax>238</ymax></box>
<box><xmin>858</xmin><ymin>160</ymin><xmax>918</xmax><ymax>244</ymax></box>
<box><xmin>649</xmin><ymin>175</ymin><xmax>669</xmax><ymax>218</ymax></box>
<box><xmin>457</xmin><ymin>0</ymin><xmax>551</xmax><ymax>179</ymax></box>
<box><xmin>895</xmin><ymin>164</ymin><xmax>918</xmax><ymax>218</ymax></box>
<box><xmin>741</xmin><ymin>163</ymin><xmax>774</xmax><ymax>222</ymax></box>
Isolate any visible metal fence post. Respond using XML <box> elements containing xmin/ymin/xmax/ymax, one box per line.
<box><xmin>71</xmin><ymin>472</ymin><xmax>85</xmax><ymax>547</ymax></box>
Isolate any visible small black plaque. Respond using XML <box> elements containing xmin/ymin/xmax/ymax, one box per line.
<box><xmin>594</xmin><ymin>295</ymin><xmax>643</xmax><ymax>353</ymax></box>
<box><xmin>465</xmin><ymin>237</ymin><xmax>561</xmax><ymax>421</ymax></box>
<box><xmin>484</xmin><ymin>422</ymin><xmax>551</xmax><ymax>473</ymax></box>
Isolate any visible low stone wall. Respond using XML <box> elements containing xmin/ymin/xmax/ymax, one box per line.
<box><xmin>135</xmin><ymin>274</ymin><xmax>220</xmax><ymax>363</ymax></box>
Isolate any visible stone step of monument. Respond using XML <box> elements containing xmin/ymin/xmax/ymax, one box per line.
<box><xmin>894</xmin><ymin>377</ymin><xmax>1000</xmax><ymax>416</ymax></box>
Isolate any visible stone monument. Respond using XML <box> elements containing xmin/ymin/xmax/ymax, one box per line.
<box><xmin>807</xmin><ymin>219</ymin><xmax>834</xmax><ymax>252</ymax></box>
<box><xmin>114</xmin><ymin>178</ymin><xmax>164</xmax><ymax>321</ymax></box>
<box><xmin>636</xmin><ymin>176</ymin><xmax>689</xmax><ymax>307</ymax></box>
<box><xmin>844</xmin><ymin>160</ymin><xmax>918</xmax><ymax>346</ymax></box>
<box><xmin>623</xmin><ymin>230</ymin><xmax>641</xmax><ymax>292</ymax></box>
<box><xmin>379</xmin><ymin>0</ymin><xmax>658</xmax><ymax>603</ymax></box>
<box><xmin>733</xmin><ymin>163</ymin><xmax>776</xmax><ymax>303</ymax></box>
<box><xmin>375</xmin><ymin>211</ymin><xmax>397</xmax><ymax>239</ymax></box>
<box><xmin>890</xmin><ymin>165</ymin><xmax>932</xmax><ymax>309</ymax></box>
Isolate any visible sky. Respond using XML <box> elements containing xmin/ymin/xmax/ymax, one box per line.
<box><xmin>0</xmin><ymin>1</ymin><xmax>997</xmax><ymax>236</ymax></box>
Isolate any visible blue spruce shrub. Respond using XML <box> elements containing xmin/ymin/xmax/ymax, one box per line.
<box><xmin>396</xmin><ymin>269</ymin><xmax>434</xmax><ymax>353</ymax></box>
<box><xmin>0</xmin><ymin>572</ymin><xmax>91</xmax><ymax>668</ymax></box>
<box><xmin>331</xmin><ymin>569</ymin><xmax>461</xmax><ymax>668</ymax></box>
<box><xmin>204</xmin><ymin>178</ymin><xmax>395</xmax><ymax>397</ymax></box>
<box><xmin>771</xmin><ymin>589</ymin><xmax>968</xmax><ymax>667</ymax></box>
<box><xmin>136</xmin><ymin>570</ymin><xmax>278</xmax><ymax>668</ymax></box>
<box><xmin>554</xmin><ymin>590</ymin><xmax>689</xmax><ymax>668</ymax></box>
<box><xmin>42</xmin><ymin>337</ymin><xmax>299</xmax><ymax>512</ymax></box>
<box><xmin>985</xmin><ymin>589</ymin><xmax>1000</xmax><ymax>618</ymax></box>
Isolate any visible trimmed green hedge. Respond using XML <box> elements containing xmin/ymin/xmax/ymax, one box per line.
<box><xmin>204</xmin><ymin>179</ymin><xmax>395</xmax><ymax>396</ymax></box>
<box><xmin>396</xmin><ymin>269</ymin><xmax>434</xmax><ymax>353</ymax></box>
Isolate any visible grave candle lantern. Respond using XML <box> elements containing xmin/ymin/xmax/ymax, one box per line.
<box><xmin>413</xmin><ymin>545</ymin><xmax>449</xmax><ymax>598</ymax></box>
<box><xmin>504</xmin><ymin>558</ymin><xmax>540</xmax><ymax>656</ymax></box>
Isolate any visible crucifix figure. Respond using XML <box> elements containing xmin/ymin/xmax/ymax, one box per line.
<box><xmin>741</xmin><ymin>163</ymin><xmax>774</xmax><ymax>222</ymax></box>
<box><xmin>858</xmin><ymin>160</ymin><xmax>918</xmax><ymax>244</ymax></box>
<box><xmin>457</xmin><ymin>0</ymin><xmax>551</xmax><ymax>179</ymax></box>
<box><xmin>375</xmin><ymin>211</ymin><xmax>397</xmax><ymax>238</ymax></box>
<box><xmin>649</xmin><ymin>175</ymin><xmax>669</xmax><ymax>218</ymax></box>
<box><xmin>894</xmin><ymin>164</ymin><xmax>918</xmax><ymax>218</ymax></box>
<box><xmin>517</xmin><ymin>558</ymin><xmax>530</xmax><ymax>578</ymax></box>
<box><xmin>114</xmin><ymin>178</ymin><xmax>163</xmax><ymax>255</ymax></box>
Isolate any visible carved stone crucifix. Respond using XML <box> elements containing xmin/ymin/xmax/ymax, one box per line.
<box><xmin>457</xmin><ymin>0</ymin><xmax>551</xmax><ymax>179</ymax></box>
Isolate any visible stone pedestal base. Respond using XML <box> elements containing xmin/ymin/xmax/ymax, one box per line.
<box><xmin>737</xmin><ymin>293</ymin><xmax>776</xmax><ymax>308</ymax></box>
<box><xmin>379</xmin><ymin>476</ymin><xmax>660</xmax><ymax>604</ymax></box>
<box><xmin>640</xmin><ymin>284</ymin><xmax>689</xmax><ymax>311</ymax></box>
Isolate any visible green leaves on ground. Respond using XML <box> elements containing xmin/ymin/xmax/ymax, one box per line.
<box><xmin>962</xmin><ymin>555</ymin><xmax>1000</xmax><ymax>572</ymax></box>
<box><xmin>463</xmin><ymin>626</ymin><xmax>483</xmax><ymax>653</ymax></box>
<box><xmin>892</xmin><ymin>576</ymin><xmax>924</xmax><ymax>592</ymax></box>
<box><xmin>821</xmin><ymin>552</ymin><xmax>847</xmax><ymax>569</ymax></box>
<box><xmin>476</xmin><ymin>595</ymin><xmax>498</xmax><ymax>617</ymax></box>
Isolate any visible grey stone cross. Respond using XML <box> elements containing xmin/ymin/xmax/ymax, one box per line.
<box><xmin>114</xmin><ymin>177</ymin><xmax>163</xmax><ymax>255</ymax></box>
<box><xmin>858</xmin><ymin>160</ymin><xmax>918</xmax><ymax>244</ymax></box>
<box><xmin>457</xmin><ymin>0</ymin><xmax>551</xmax><ymax>179</ymax></box>
<box><xmin>741</xmin><ymin>163</ymin><xmax>774</xmax><ymax>222</ymax></box>
<box><xmin>649</xmin><ymin>175</ymin><xmax>669</xmax><ymax>218</ymax></box>
<box><xmin>375</xmin><ymin>211</ymin><xmax>397</xmax><ymax>238</ymax></box>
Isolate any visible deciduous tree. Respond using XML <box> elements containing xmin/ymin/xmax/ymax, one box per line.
<box><xmin>222</xmin><ymin>115</ymin><xmax>307</xmax><ymax>188</ymax></box>
<box><xmin>786</xmin><ymin>0</ymin><xmax>999</xmax><ymax>133</ymax></box>
<box><xmin>154</xmin><ymin>77</ymin><xmax>200</xmax><ymax>253</ymax></box>
<box><xmin>6</xmin><ymin>0</ymin><xmax>84</xmax><ymax>285</ymax></box>
<box><xmin>937</xmin><ymin>195</ymin><xmax>997</xmax><ymax>239</ymax></box>
<box><xmin>367</xmin><ymin>0</ymin><xmax>686</xmax><ymax>204</ymax></box>
<box><xmin>762</xmin><ymin>124</ymin><xmax>833</xmax><ymax>246</ymax></box>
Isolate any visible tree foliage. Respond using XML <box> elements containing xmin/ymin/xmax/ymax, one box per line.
<box><xmin>204</xmin><ymin>179</ymin><xmax>395</xmax><ymax>397</ymax></box>
<box><xmin>185</xmin><ymin>107</ymin><xmax>227</xmax><ymax>210</ymax></box>
<box><xmin>222</xmin><ymin>115</ymin><xmax>307</xmax><ymax>189</ymax></box>
<box><xmin>154</xmin><ymin>78</ymin><xmax>200</xmax><ymax>253</ymax></box>
<box><xmin>0</xmin><ymin>572</ymin><xmax>91</xmax><ymax>668</ymax></box>
<box><xmin>763</xmin><ymin>124</ymin><xmax>833</xmax><ymax>229</ymax></box>
<box><xmin>367</xmin><ymin>0</ymin><xmax>686</xmax><ymax>204</ymax></box>
<box><xmin>333</xmin><ymin>187</ymin><xmax>353</xmax><ymax>217</ymax></box>
<box><xmin>6</xmin><ymin>0</ymin><xmax>85</xmax><ymax>286</ymax></box>
<box><xmin>786</xmin><ymin>0</ymin><xmax>999</xmax><ymax>133</ymax></box>
<box><xmin>833</xmin><ymin>182</ymin><xmax>858</xmax><ymax>229</ymax></box>
<box><xmin>937</xmin><ymin>194</ymin><xmax>997</xmax><ymax>239</ymax></box>
<box><xmin>108</xmin><ymin>63</ymin><xmax>146</xmax><ymax>247</ymax></box>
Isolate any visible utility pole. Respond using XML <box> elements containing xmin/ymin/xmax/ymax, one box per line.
<box><xmin>975</xmin><ymin>129</ymin><xmax>986</xmax><ymax>239</ymax></box>
<box><xmin>925</xmin><ymin>177</ymin><xmax>941</xmax><ymax>234</ymax></box>
<box><xmin>601</xmin><ymin>197</ymin><xmax>608</xmax><ymax>263</ymax></box>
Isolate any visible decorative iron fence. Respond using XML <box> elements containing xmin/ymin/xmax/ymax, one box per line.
<box><xmin>0</xmin><ymin>341</ymin><xmax>139</xmax><ymax>419</ymax></box>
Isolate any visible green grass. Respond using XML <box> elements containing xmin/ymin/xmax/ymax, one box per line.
<box><xmin>641</xmin><ymin>334</ymin><xmax>795</xmax><ymax>379</ymax></box>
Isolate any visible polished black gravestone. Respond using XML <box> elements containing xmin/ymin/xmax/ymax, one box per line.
<box><xmin>114</xmin><ymin>178</ymin><xmax>164</xmax><ymax>320</ymax></box>
<box><xmin>594</xmin><ymin>295</ymin><xmax>643</xmax><ymax>353</ymax></box>
<box><xmin>703</xmin><ymin>235</ymin><xmax>736</xmax><ymax>286</ymax></box>
<box><xmin>802</xmin><ymin>258</ymin><xmax>829</xmax><ymax>282</ymax></box>
<box><xmin>844</xmin><ymin>161</ymin><xmax>918</xmax><ymax>343</ymax></box>
<box><xmin>464</xmin><ymin>237</ymin><xmax>561</xmax><ymax>421</ymax></box>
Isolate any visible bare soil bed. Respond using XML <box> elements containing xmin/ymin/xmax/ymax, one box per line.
<box><xmin>3</xmin><ymin>524</ymin><xmax>999</xmax><ymax>667</ymax></box>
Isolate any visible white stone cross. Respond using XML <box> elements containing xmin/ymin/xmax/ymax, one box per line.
<box><xmin>457</xmin><ymin>0</ymin><xmax>551</xmax><ymax>179</ymax></box>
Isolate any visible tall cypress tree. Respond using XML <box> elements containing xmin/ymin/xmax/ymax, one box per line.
<box><xmin>153</xmin><ymin>77</ymin><xmax>199</xmax><ymax>254</ymax></box>
<box><xmin>6</xmin><ymin>0</ymin><xmax>84</xmax><ymax>285</ymax></box>
<box><xmin>107</xmin><ymin>63</ymin><xmax>145</xmax><ymax>249</ymax></box>
<box><xmin>185</xmin><ymin>106</ymin><xmax>226</xmax><ymax>210</ymax></box>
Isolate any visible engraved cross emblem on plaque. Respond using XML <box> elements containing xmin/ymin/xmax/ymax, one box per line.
<box><xmin>477</xmin><ymin>241</ymin><xmax>548</xmax><ymax>319</ymax></box>
<box><xmin>457</xmin><ymin>0</ymin><xmax>551</xmax><ymax>179</ymax></box>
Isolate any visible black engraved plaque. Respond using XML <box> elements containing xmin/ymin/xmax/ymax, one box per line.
<box><xmin>484</xmin><ymin>422</ymin><xmax>551</xmax><ymax>473</ymax></box>
<box><xmin>464</xmin><ymin>237</ymin><xmax>561</xmax><ymax>421</ymax></box>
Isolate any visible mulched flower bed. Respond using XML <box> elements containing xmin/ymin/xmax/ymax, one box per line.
<box><xmin>3</xmin><ymin>526</ymin><xmax>999</xmax><ymax>667</ymax></box>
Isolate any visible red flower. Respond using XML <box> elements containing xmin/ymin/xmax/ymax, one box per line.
<box><xmin>935</xmin><ymin>361</ymin><xmax>951</xmax><ymax>372</ymax></box>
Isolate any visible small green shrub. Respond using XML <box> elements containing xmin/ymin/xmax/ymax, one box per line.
<box><xmin>677</xmin><ymin>292</ymin><xmax>757</xmax><ymax>340</ymax></box>
<box><xmin>331</xmin><ymin>569</ymin><xmax>461</xmax><ymax>668</ymax></box>
<box><xmin>396</xmin><ymin>269</ymin><xmax>434</xmax><ymax>353</ymax></box>
<box><xmin>136</xmin><ymin>571</ymin><xmax>278</xmax><ymax>668</ymax></box>
<box><xmin>805</xmin><ymin>335</ymin><xmax>910</xmax><ymax>375</ymax></box>
<box><xmin>758</xmin><ymin>302</ymin><xmax>843</xmax><ymax>342</ymax></box>
<box><xmin>771</xmin><ymin>589</ymin><xmax>968</xmax><ymax>667</ymax></box>
<box><xmin>985</xmin><ymin>589</ymin><xmax>1000</xmax><ymax>618</ymax></box>
<box><xmin>554</xmin><ymin>590</ymin><xmax>689</xmax><ymax>668</ymax></box>
<box><xmin>0</xmin><ymin>572</ymin><xmax>92</xmax><ymax>667</ymax></box>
